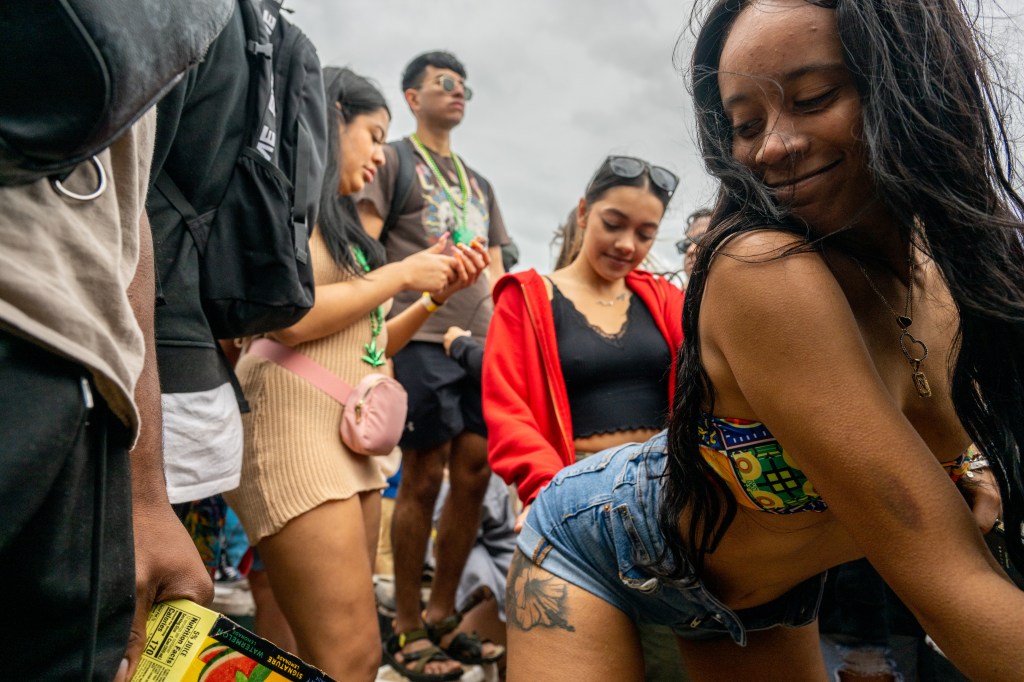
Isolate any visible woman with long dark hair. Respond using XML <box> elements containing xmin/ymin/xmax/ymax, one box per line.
<box><xmin>503</xmin><ymin>1</ymin><xmax>1024</xmax><ymax>680</ymax></box>
<box><xmin>225</xmin><ymin>67</ymin><xmax>488</xmax><ymax>681</ymax></box>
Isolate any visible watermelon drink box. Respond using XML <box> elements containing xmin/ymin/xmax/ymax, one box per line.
<box><xmin>130</xmin><ymin>599</ymin><xmax>335</xmax><ymax>682</ymax></box>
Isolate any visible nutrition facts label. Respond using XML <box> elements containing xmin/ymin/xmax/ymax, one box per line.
<box><xmin>131</xmin><ymin>601</ymin><xmax>218</xmax><ymax>682</ymax></box>
<box><xmin>144</xmin><ymin>604</ymin><xmax>205</xmax><ymax>665</ymax></box>
<box><xmin>129</xmin><ymin>600</ymin><xmax>334</xmax><ymax>682</ymax></box>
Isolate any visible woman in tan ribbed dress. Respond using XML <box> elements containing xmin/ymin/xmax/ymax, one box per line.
<box><xmin>224</xmin><ymin>67</ymin><xmax>488</xmax><ymax>681</ymax></box>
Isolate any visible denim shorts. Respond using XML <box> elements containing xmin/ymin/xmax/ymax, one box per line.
<box><xmin>517</xmin><ymin>432</ymin><xmax>825</xmax><ymax>646</ymax></box>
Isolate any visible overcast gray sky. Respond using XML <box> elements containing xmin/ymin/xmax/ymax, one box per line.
<box><xmin>288</xmin><ymin>0</ymin><xmax>1023</xmax><ymax>272</ymax></box>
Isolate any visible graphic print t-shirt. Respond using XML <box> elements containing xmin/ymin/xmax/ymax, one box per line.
<box><xmin>356</xmin><ymin>138</ymin><xmax>509</xmax><ymax>342</ymax></box>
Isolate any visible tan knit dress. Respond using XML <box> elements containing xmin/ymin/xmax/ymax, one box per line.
<box><xmin>225</xmin><ymin>230</ymin><xmax>392</xmax><ymax>545</ymax></box>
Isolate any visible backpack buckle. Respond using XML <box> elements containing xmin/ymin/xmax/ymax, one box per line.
<box><xmin>246</xmin><ymin>40</ymin><xmax>273</xmax><ymax>58</ymax></box>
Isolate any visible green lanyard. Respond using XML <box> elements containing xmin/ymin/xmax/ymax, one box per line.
<box><xmin>410</xmin><ymin>133</ymin><xmax>474</xmax><ymax>245</ymax></box>
<box><xmin>352</xmin><ymin>246</ymin><xmax>386</xmax><ymax>368</ymax></box>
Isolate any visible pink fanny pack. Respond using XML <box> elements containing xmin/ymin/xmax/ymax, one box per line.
<box><xmin>247</xmin><ymin>338</ymin><xmax>407</xmax><ymax>456</ymax></box>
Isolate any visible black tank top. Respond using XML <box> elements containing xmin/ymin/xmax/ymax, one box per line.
<box><xmin>550</xmin><ymin>284</ymin><xmax>671</xmax><ymax>437</ymax></box>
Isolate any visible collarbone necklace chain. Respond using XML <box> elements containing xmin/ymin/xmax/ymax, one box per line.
<box><xmin>595</xmin><ymin>291</ymin><xmax>628</xmax><ymax>307</ymax></box>
<box><xmin>410</xmin><ymin>133</ymin><xmax>473</xmax><ymax>245</ymax></box>
<box><xmin>856</xmin><ymin>252</ymin><xmax>932</xmax><ymax>398</ymax></box>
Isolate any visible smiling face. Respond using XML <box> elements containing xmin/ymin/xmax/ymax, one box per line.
<box><xmin>408</xmin><ymin>65</ymin><xmax>469</xmax><ymax>130</ymax></box>
<box><xmin>718</xmin><ymin>0</ymin><xmax>875</xmax><ymax>234</ymax></box>
<box><xmin>337</xmin><ymin>107</ymin><xmax>389</xmax><ymax>196</ymax></box>
<box><xmin>575</xmin><ymin>185</ymin><xmax>665</xmax><ymax>281</ymax></box>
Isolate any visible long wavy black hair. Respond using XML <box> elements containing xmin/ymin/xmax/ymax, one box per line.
<box><xmin>319</xmin><ymin>66</ymin><xmax>390</xmax><ymax>275</ymax></box>
<box><xmin>659</xmin><ymin>0</ymin><xmax>1024</xmax><ymax>576</ymax></box>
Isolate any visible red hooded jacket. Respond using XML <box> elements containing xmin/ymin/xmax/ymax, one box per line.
<box><xmin>483</xmin><ymin>269</ymin><xmax>684</xmax><ymax>505</ymax></box>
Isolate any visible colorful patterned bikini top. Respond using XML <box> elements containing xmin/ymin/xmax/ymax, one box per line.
<box><xmin>698</xmin><ymin>414</ymin><xmax>973</xmax><ymax>514</ymax></box>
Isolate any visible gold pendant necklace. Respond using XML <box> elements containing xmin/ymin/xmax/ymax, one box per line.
<box><xmin>856</xmin><ymin>253</ymin><xmax>932</xmax><ymax>398</ymax></box>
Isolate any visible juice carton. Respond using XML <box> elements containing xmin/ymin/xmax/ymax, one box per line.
<box><xmin>130</xmin><ymin>599</ymin><xmax>335</xmax><ymax>682</ymax></box>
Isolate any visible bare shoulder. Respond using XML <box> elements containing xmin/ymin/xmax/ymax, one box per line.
<box><xmin>703</xmin><ymin>230</ymin><xmax>848</xmax><ymax>328</ymax></box>
<box><xmin>715</xmin><ymin>228</ymin><xmax>809</xmax><ymax>257</ymax></box>
<box><xmin>708</xmin><ymin>229</ymin><xmax>826</xmax><ymax>280</ymax></box>
<box><xmin>698</xmin><ymin>230</ymin><xmax>862</xmax><ymax>417</ymax></box>
<box><xmin>543</xmin><ymin>270</ymin><xmax>565</xmax><ymax>300</ymax></box>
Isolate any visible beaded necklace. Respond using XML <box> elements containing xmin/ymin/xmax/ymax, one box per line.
<box><xmin>410</xmin><ymin>133</ymin><xmax>473</xmax><ymax>245</ymax></box>
<box><xmin>352</xmin><ymin>246</ymin><xmax>386</xmax><ymax>368</ymax></box>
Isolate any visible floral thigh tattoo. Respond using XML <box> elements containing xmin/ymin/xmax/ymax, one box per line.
<box><xmin>506</xmin><ymin>550</ymin><xmax>577</xmax><ymax>632</ymax></box>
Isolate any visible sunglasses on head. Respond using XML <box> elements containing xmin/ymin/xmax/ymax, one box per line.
<box><xmin>429</xmin><ymin>74</ymin><xmax>473</xmax><ymax>101</ymax></box>
<box><xmin>605</xmin><ymin>156</ymin><xmax>679</xmax><ymax>196</ymax></box>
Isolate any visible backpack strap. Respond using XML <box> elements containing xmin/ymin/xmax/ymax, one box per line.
<box><xmin>239</xmin><ymin>0</ymin><xmax>283</xmax><ymax>161</ymax></box>
<box><xmin>154</xmin><ymin>170</ymin><xmax>210</xmax><ymax>254</ymax></box>
<box><xmin>217</xmin><ymin>341</ymin><xmax>250</xmax><ymax>413</ymax></box>
<box><xmin>292</xmin><ymin>123</ymin><xmax>313</xmax><ymax>263</ymax></box>
<box><xmin>381</xmin><ymin>137</ymin><xmax>418</xmax><ymax>243</ymax></box>
<box><xmin>248</xmin><ymin>338</ymin><xmax>355</xmax><ymax>404</ymax></box>
<box><xmin>270</xmin><ymin>20</ymin><xmax>311</xmax><ymax>265</ymax></box>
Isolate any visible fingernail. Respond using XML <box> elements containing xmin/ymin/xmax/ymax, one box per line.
<box><xmin>117</xmin><ymin>659</ymin><xmax>128</xmax><ymax>680</ymax></box>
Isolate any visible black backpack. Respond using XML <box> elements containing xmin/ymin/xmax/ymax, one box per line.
<box><xmin>155</xmin><ymin>0</ymin><xmax>327</xmax><ymax>339</ymax></box>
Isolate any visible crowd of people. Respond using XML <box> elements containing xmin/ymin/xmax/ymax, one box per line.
<box><xmin>3</xmin><ymin>0</ymin><xmax>1024</xmax><ymax>681</ymax></box>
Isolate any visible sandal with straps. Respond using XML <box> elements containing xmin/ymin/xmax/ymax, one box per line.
<box><xmin>424</xmin><ymin>588</ymin><xmax>507</xmax><ymax>666</ymax></box>
<box><xmin>383</xmin><ymin>628</ymin><xmax>464</xmax><ymax>682</ymax></box>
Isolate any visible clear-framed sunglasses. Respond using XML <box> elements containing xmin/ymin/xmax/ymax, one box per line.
<box><xmin>606</xmin><ymin>156</ymin><xmax>679</xmax><ymax>196</ymax></box>
<box><xmin>428</xmin><ymin>74</ymin><xmax>473</xmax><ymax>101</ymax></box>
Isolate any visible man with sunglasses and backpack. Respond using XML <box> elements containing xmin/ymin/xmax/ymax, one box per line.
<box><xmin>357</xmin><ymin>50</ymin><xmax>509</xmax><ymax>680</ymax></box>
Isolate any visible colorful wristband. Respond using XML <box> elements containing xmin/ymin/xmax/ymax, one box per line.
<box><xmin>420</xmin><ymin>292</ymin><xmax>443</xmax><ymax>313</ymax></box>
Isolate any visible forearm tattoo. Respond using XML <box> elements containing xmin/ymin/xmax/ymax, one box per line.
<box><xmin>506</xmin><ymin>550</ymin><xmax>576</xmax><ymax>632</ymax></box>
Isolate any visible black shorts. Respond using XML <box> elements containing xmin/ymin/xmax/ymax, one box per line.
<box><xmin>392</xmin><ymin>341</ymin><xmax>486</xmax><ymax>451</ymax></box>
<box><xmin>0</xmin><ymin>329</ymin><xmax>135</xmax><ymax>681</ymax></box>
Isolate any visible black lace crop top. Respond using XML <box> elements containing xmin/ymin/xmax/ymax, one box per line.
<box><xmin>550</xmin><ymin>285</ymin><xmax>671</xmax><ymax>438</ymax></box>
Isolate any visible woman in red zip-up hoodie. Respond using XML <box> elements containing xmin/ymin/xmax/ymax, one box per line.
<box><xmin>482</xmin><ymin>156</ymin><xmax>684</xmax><ymax>681</ymax></box>
<box><xmin>484</xmin><ymin>157</ymin><xmax>683</xmax><ymax>513</ymax></box>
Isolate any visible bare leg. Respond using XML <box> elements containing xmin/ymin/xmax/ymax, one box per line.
<box><xmin>259</xmin><ymin>493</ymin><xmax>381</xmax><ymax>681</ymax></box>
<box><xmin>677</xmin><ymin>620</ymin><xmax>828</xmax><ymax>681</ymax></box>
<box><xmin>389</xmin><ymin>442</ymin><xmax>461</xmax><ymax>676</ymax></box>
<box><xmin>505</xmin><ymin>550</ymin><xmax>645</xmax><ymax>682</ymax></box>
<box><xmin>424</xmin><ymin>431</ymin><xmax>491</xmax><ymax>623</ymax></box>
<box><xmin>362</xmin><ymin>490</ymin><xmax>381</xmax><ymax>572</ymax></box>
<box><xmin>375</xmin><ymin>496</ymin><xmax>395</xmax><ymax>575</ymax></box>
<box><xmin>249</xmin><ymin>566</ymin><xmax>297</xmax><ymax>654</ymax></box>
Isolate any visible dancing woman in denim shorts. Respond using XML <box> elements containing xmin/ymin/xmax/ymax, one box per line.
<box><xmin>505</xmin><ymin>1</ymin><xmax>1024</xmax><ymax>680</ymax></box>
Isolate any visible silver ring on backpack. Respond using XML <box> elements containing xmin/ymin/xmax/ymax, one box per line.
<box><xmin>51</xmin><ymin>156</ymin><xmax>107</xmax><ymax>201</ymax></box>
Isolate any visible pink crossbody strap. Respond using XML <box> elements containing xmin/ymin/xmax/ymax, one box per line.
<box><xmin>247</xmin><ymin>338</ymin><xmax>354</xmax><ymax>405</ymax></box>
